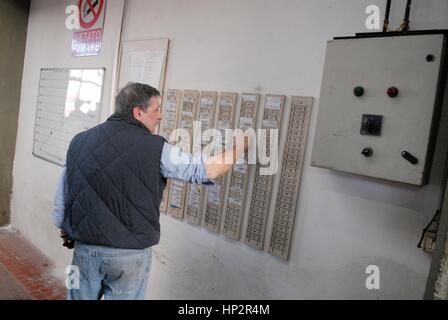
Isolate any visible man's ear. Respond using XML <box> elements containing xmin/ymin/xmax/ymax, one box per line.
<box><xmin>132</xmin><ymin>107</ymin><xmax>141</xmax><ymax>119</ymax></box>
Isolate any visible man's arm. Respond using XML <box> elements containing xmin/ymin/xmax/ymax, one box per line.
<box><xmin>52</xmin><ymin>167</ymin><xmax>66</xmax><ymax>229</ymax></box>
<box><xmin>160</xmin><ymin>129</ymin><xmax>251</xmax><ymax>182</ymax></box>
<box><xmin>204</xmin><ymin>129</ymin><xmax>249</xmax><ymax>180</ymax></box>
<box><xmin>160</xmin><ymin>142</ymin><xmax>214</xmax><ymax>184</ymax></box>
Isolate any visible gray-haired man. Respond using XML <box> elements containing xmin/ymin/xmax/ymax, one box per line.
<box><xmin>53</xmin><ymin>83</ymin><xmax>249</xmax><ymax>299</ymax></box>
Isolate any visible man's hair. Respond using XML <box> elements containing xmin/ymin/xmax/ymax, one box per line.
<box><xmin>115</xmin><ymin>82</ymin><xmax>160</xmax><ymax>116</ymax></box>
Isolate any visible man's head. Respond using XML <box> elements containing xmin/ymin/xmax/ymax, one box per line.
<box><xmin>115</xmin><ymin>83</ymin><xmax>162</xmax><ymax>133</ymax></box>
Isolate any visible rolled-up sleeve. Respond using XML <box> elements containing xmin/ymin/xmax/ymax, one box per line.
<box><xmin>159</xmin><ymin>142</ymin><xmax>214</xmax><ymax>185</ymax></box>
<box><xmin>52</xmin><ymin>167</ymin><xmax>67</xmax><ymax>229</ymax></box>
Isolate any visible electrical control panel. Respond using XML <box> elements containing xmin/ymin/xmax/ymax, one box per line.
<box><xmin>311</xmin><ymin>34</ymin><xmax>446</xmax><ymax>186</ymax></box>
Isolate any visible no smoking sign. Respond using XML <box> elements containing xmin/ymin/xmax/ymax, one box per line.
<box><xmin>78</xmin><ymin>0</ymin><xmax>105</xmax><ymax>29</ymax></box>
<box><xmin>72</xmin><ymin>0</ymin><xmax>106</xmax><ymax>56</ymax></box>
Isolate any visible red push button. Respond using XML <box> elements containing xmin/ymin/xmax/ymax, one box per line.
<box><xmin>387</xmin><ymin>86</ymin><xmax>399</xmax><ymax>98</ymax></box>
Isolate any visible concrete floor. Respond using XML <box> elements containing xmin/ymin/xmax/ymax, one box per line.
<box><xmin>0</xmin><ymin>263</ymin><xmax>31</xmax><ymax>299</ymax></box>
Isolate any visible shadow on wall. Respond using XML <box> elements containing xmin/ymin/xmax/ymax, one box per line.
<box><xmin>0</xmin><ymin>0</ymin><xmax>30</xmax><ymax>226</ymax></box>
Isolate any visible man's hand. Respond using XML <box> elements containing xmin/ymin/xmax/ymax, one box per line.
<box><xmin>205</xmin><ymin>129</ymin><xmax>253</xmax><ymax>180</ymax></box>
<box><xmin>60</xmin><ymin>230</ymin><xmax>75</xmax><ymax>249</ymax></box>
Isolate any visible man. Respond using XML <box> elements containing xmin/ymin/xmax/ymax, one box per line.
<box><xmin>53</xmin><ymin>83</ymin><xmax>250</xmax><ymax>300</ymax></box>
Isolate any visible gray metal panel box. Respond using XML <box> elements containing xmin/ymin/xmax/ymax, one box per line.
<box><xmin>311</xmin><ymin>34</ymin><xmax>447</xmax><ymax>186</ymax></box>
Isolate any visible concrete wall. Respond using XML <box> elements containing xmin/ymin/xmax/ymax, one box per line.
<box><xmin>10</xmin><ymin>0</ymin><xmax>448</xmax><ymax>299</ymax></box>
<box><xmin>0</xmin><ymin>0</ymin><xmax>30</xmax><ymax>226</ymax></box>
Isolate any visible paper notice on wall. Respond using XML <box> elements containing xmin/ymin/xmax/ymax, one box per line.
<box><xmin>129</xmin><ymin>50</ymin><xmax>165</xmax><ymax>89</ymax></box>
<box><xmin>184</xmin><ymin>96</ymin><xmax>194</xmax><ymax>103</ymax></box>
<box><xmin>239</xmin><ymin>117</ymin><xmax>253</xmax><ymax>129</ymax></box>
<box><xmin>188</xmin><ymin>185</ymin><xmax>201</xmax><ymax>209</ymax></box>
<box><xmin>164</xmin><ymin>109</ymin><xmax>176</xmax><ymax>124</ymax></box>
<box><xmin>200</xmin><ymin>98</ymin><xmax>214</xmax><ymax>109</ymax></box>
<box><xmin>228</xmin><ymin>185</ymin><xmax>243</xmax><ymax>206</ymax></box>
<box><xmin>208</xmin><ymin>184</ymin><xmax>222</xmax><ymax>205</ymax></box>
<box><xmin>180</xmin><ymin>120</ymin><xmax>192</xmax><ymax>129</ymax></box>
<box><xmin>220</xmin><ymin>99</ymin><xmax>233</xmax><ymax>108</ymax></box>
<box><xmin>169</xmin><ymin>181</ymin><xmax>184</xmax><ymax>209</ymax></box>
<box><xmin>229</xmin><ymin>185</ymin><xmax>243</xmax><ymax>196</ymax></box>
<box><xmin>242</xmin><ymin>94</ymin><xmax>257</xmax><ymax>103</ymax></box>
<box><xmin>265</xmin><ymin>96</ymin><xmax>281</xmax><ymax>110</ymax></box>
<box><xmin>263</xmin><ymin>119</ymin><xmax>278</xmax><ymax>128</ymax></box>
<box><xmin>182</xmin><ymin>111</ymin><xmax>193</xmax><ymax>118</ymax></box>
<box><xmin>166</xmin><ymin>100</ymin><xmax>177</xmax><ymax>108</ymax></box>
<box><xmin>229</xmin><ymin>196</ymin><xmax>243</xmax><ymax>207</ymax></box>
<box><xmin>234</xmin><ymin>163</ymin><xmax>247</xmax><ymax>173</ymax></box>
<box><xmin>198</xmin><ymin>115</ymin><xmax>210</xmax><ymax>131</ymax></box>
<box><xmin>217</xmin><ymin>120</ymin><xmax>230</xmax><ymax>130</ymax></box>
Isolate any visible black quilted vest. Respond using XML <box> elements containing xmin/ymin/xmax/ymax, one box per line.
<box><xmin>62</xmin><ymin>113</ymin><xmax>167</xmax><ymax>249</ymax></box>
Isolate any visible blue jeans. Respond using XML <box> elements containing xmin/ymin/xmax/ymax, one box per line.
<box><xmin>67</xmin><ymin>241</ymin><xmax>152</xmax><ymax>300</ymax></box>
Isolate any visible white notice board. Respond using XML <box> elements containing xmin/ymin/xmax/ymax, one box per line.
<box><xmin>33</xmin><ymin>68</ymin><xmax>105</xmax><ymax>166</ymax></box>
<box><xmin>117</xmin><ymin>38</ymin><xmax>169</xmax><ymax>93</ymax></box>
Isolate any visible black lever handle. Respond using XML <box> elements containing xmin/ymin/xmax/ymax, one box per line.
<box><xmin>401</xmin><ymin>151</ymin><xmax>418</xmax><ymax>165</ymax></box>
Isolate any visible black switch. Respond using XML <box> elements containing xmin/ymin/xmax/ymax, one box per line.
<box><xmin>360</xmin><ymin>114</ymin><xmax>383</xmax><ymax>136</ymax></box>
<box><xmin>401</xmin><ymin>151</ymin><xmax>418</xmax><ymax>165</ymax></box>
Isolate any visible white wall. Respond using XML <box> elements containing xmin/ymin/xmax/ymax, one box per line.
<box><xmin>11</xmin><ymin>0</ymin><xmax>448</xmax><ymax>299</ymax></box>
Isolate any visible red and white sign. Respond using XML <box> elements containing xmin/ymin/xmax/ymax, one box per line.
<box><xmin>72</xmin><ymin>0</ymin><xmax>106</xmax><ymax>56</ymax></box>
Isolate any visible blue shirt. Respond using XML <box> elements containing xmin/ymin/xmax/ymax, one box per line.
<box><xmin>52</xmin><ymin>142</ymin><xmax>212</xmax><ymax>229</ymax></box>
